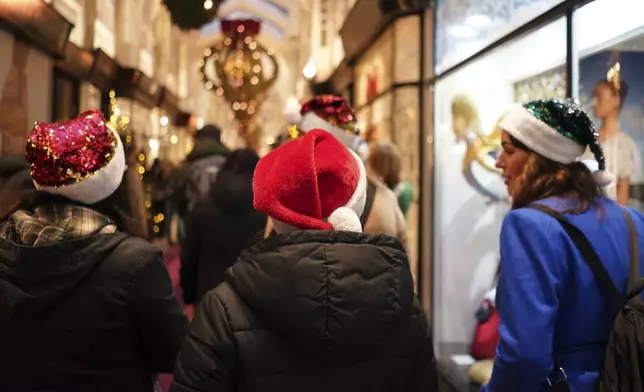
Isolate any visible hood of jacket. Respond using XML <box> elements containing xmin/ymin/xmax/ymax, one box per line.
<box><xmin>0</xmin><ymin>156</ymin><xmax>29</xmax><ymax>179</ymax></box>
<box><xmin>226</xmin><ymin>230</ymin><xmax>414</xmax><ymax>359</ymax></box>
<box><xmin>187</xmin><ymin>138</ymin><xmax>229</xmax><ymax>162</ymax></box>
<box><xmin>210</xmin><ymin>171</ymin><xmax>255</xmax><ymax>211</ymax></box>
<box><xmin>0</xmin><ymin>210</ymin><xmax>129</xmax><ymax>321</ymax></box>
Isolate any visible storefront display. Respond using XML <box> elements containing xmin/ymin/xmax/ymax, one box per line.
<box><xmin>575</xmin><ymin>0</ymin><xmax>644</xmax><ymax>208</ymax></box>
<box><xmin>430</xmin><ymin>0</ymin><xmax>644</xmax><ymax>389</ymax></box>
<box><xmin>352</xmin><ymin>14</ymin><xmax>426</xmax><ymax>275</ymax></box>
<box><xmin>431</xmin><ymin>17</ymin><xmax>566</xmax><ymax>388</ymax></box>
<box><xmin>0</xmin><ymin>1</ymin><xmax>72</xmax><ymax>156</ymax></box>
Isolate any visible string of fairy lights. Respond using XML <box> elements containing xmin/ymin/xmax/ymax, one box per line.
<box><xmin>108</xmin><ymin>89</ymin><xmax>166</xmax><ymax>236</ymax></box>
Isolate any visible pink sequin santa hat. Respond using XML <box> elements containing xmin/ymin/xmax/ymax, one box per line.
<box><xmin>253</xmin><ymin>129</ymin><xmax>367</xmax><ymax>233</ymax></box>
<box><xmin>292</xmin><ymin>95</ymin><xmax>361</xmax><ymax>150</ymax></box>
<box><xmin>25</xmin><ymin>110</ymin><xmax>126</xmax><ymax>205</ymax></box>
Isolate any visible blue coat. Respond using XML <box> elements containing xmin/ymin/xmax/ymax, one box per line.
<box><xmin>482</xmin><ymin>197</ymin><xmax>644</xmax><ymax>392</ymax></box>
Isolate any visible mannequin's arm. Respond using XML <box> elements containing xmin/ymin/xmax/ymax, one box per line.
<box><xmin>617</xmin><ymin>178</ymin><xmax>630</xmax><ymax>206</ymax></box>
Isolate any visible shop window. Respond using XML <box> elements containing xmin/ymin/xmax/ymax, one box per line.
<box><xmin>574</xmin><ymin>0</ymin><xmax>644</xmax><ymax>210</ymax></box>
<box><xmin>431</xmin><ymin>17</ymin><xmax>565</xmax><ymax>370</ymax></box>
<box><xmin>354</xmin><ymin>29</ymin><xmax>394</xmax><ymax>108</ymax></box>
<box><xmin>393</xmin><ymin>16</ymin><xmax>421</xmax><ymax>85</ymax></box>
<box><xmin>52</xmin><ymin>70</ymin><xmax>80</xmax><ymax>122</ymax></box>
<box><xmin>435</xmin><ymin>0</ymin><xmax>564</xmax><ymax>73</ymax></box>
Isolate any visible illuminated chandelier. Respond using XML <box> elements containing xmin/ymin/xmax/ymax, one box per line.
<box><xmin>199</xmin><ymin>19</ymin><xmax>279</xmax><ymax>133</ymax></box>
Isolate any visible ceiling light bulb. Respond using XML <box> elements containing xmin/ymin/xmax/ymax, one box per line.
<box><xmin>204</xmin><ymin>0</ymin><xmax>213</xmax><ymax>10</ymax></box>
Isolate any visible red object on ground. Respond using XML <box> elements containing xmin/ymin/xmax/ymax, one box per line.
<box><xmin>471</xmin><ymin>298</ymin><xmax>500</xmax><ymax>360</ymax></box>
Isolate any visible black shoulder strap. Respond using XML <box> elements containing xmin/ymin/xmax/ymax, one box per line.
<box><xmin>360</xmin><ymin>179</ymin><xmax>377</xmax><ymax>228</ymax></box>
<box><xmin>527</xmin><ymin>204</ymin><xmax>623</xmax><ymax>304</ymax></box>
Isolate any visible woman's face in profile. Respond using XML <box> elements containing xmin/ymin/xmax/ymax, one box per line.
<box><xmin>496</xmin><ymin>131</ymin><xmax>529</xmax><ymax>198</ymax></box>
<box><xmin>593</xmin><ymin>83</ymin><xmax>620</xmax><ymax>118</ymax></box>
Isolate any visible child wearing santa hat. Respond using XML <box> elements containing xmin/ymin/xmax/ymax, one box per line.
<box><xmin>171</xmin><ymin>129</ymin><xmax>437</xmax><ymax>392</ymax></box>
<box><xmin>0</xmin><ymin>110</ymin><xmax>188</xmax><ymax>391</ymax></box>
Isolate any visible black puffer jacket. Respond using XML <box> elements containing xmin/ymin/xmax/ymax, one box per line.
<box><xmin>180</xmin><ymin>170</ymin><xmax>266</xmax><ymax>305</ymax></box>
<box><xmin>0</xmin><ymin>222</ymin><xmax>189</xmax><ymax>391</ymax></box>
<box><xmin>171</xmin><ymin>231</ymin><xmax>437</xmax><ymax>392</ymax></box>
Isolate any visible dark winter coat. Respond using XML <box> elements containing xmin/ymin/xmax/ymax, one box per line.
<box><xmin>171</xmin><ymin>231</ymin><xmax>437</xmax><ymax>392</ymax></box>
<box><xmin>180</xmin><ymin>170</ymin><xmax>266</xmax><ymax>305</ymax></box>
<box><xmin>171</xmin><ymin>138</ymin><xmax>230</xmax><ymax>218</ymax></box>
<box><xmin>0</xmin><ymin>206</ymin><xmax>189</xmax><ymax>392</ymax></box>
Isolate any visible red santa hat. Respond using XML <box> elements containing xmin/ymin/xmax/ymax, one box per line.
<box><xmin>295</xmin><ymin>95</ymin><xmax>360</xmax><ymax>150</ymax></box>
<box><xmin>25</xmin><ymin>110</ymin><xmax>126</xmax><ymax>205</ymax></box>
<box><xmin>253</xmin><ymin>129</ymin><xmax>367</xmax><ymax>233</ymax></box>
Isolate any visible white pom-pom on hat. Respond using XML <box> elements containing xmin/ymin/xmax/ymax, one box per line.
<box><xmin>327</xmin><ymin>206</ymin><xmax>362</xmax><ymax>232</ymax></box>
<box><xmin>594</xmin><ymin>169</ymin><xmax>615</xmax><ymax>187</ymax></box>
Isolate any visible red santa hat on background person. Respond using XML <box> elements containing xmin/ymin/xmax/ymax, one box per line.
<box><xmin>25</xmin><ymin>110</ymin><xmax>126</xmax><ymax>205</ymax></box>
<box><xmin>253</xmin><ymin>129</ymin><xmax>367</xmax><ymax>233</ymax></box>
<box><xmin>294</xmin><ymin>95</ymin><xmax>361</xmax><ymax>150</ymax></box>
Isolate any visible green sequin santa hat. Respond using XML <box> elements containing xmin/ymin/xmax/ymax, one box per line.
<box><xmin>498</xmin><ymin>99</ymin><xmax>614</xmax><ymax>186</ymax></box>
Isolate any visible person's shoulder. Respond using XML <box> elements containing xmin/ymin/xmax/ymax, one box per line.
<box><xmin>502</xmin><ymin>206</ymin><xmax>555</xmax><ymax>228</ymax></box>
<box><xmin>616</xmin><ymin>131</ymin><xmax>638</xmax><ymax>150</ymax></box>
<box><xmin>107</xmin><ymin>234</ymin><xmax>163</xmax><ymax>273</ymax></box>
<box><xmin>370</xmin><ymin>176</ymin><xmax>398</xmax><ymax>202</ymax></box>
<box><xmin>204</xmin><ymin>281</ymin><xmax>261</xmax><ymax>330</ymax></box>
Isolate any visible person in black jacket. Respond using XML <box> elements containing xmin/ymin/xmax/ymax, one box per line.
<box><xmin>0</xmin><ymin>110</ymin><xmax>189</xmax><ymax>392</ymax></box>
<box><xmin>171</xmin><ymin>129</ymin><xmax>437</xmax><ymax>392</ymax></box>
<box><xmin>0</xmin><ymin>155</ymin><xmax>33</xmax><ymax>213</ymax></box>
<box><xmin>180</xmin><ymin>148</ymin><xmax>266</xmax><ymax>306</ymax></box>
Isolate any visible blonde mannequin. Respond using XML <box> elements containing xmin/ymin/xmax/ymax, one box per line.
<box><xmin>451</xmin><ymin>95</ymin><xmax>506</xmax><ymax>202</ymax></box>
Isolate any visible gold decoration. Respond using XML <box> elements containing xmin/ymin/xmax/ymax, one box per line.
<box><xmin>451</xmin><ymin>95</ymin><xmax>501</xmax><ymax>176</ymax></box>
<box><xmin>199</xmin><ymin>20</ymin><xmax>279</xmax><ymax>134</ymax></box>
<box><xmin>607</xmin><ymin>62</ymin><xmax>621</xmax><ymax>92</ymax></box>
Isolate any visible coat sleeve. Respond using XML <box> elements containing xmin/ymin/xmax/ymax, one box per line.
<box><xmin>482</xmin><ymin>210</ymin><xmax>563</xmax><ymax>392</ymax></box>
<box><xmin>410</xmin><ymin>300</ymin><xmax>438</xmax><ymax>391</ymax></box>
<box><xmin>180</xmin><ymin>209</ymin><xmax>200</xmax><ymax>305</ymax></box>
<box><xmin>132</xmin><ymin>249</ymin><xmax>190</xmax><ymax>373</ymax></box>
<box><xmin>170</xmin><ymin>291</ymin><xmax>237</xmax><ymax>392</ymax></box>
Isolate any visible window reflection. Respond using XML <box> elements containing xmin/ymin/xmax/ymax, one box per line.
<box><xmin>435</xmin><ymin>0</ymin><xmax>564</xmax><ymax>72</ymax></box>
<box><xmin>432</xmin><ymin>16</ymin><xmax>566</xmax><ymax>373</ymax></box>
<box><xmin>576</xmin><ymin>0</ymin><xmax>644</xmax><ymax>209</ymax></box>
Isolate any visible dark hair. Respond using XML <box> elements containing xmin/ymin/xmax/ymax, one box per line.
<box><xmin>508</xmin><ymin>134</ymin><xmax>603</xmax><ymax>213</ymax></box>
<box><xmin>220</xmin><ymin>148</ymin><xmax>260</xmax><ymax>175</ymax></box>
<box><xmin>596</xmin><ymin>80</ymin><xmax>629</xmax><ymax>109</ymax></box>
<box><xmin>195</xmin><ymin>124</ymin><xmax>222</xmax><ymax>141</ymax></box>
<box><xmin>0</xmin><ymin>174</ymin><xmax>146</xmax><ymax>238</ymax></box>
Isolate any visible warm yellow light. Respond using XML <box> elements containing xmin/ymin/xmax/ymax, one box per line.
<box><xmin>138</xmin><ymin>153</ymin><xmax>145</xmax><ymax>161</ymax></box>
<box><xmin>204</xmin><ymin>0</ymin><xmax>213</xmax><ymax>10</ymax></box>
<box><xmin>170</xmin><ymin>134</ymin><xmax>179</xmax><ymax>144</ymax></box>
<box><xmin>145</xmin><ymin>200</ymin><xmax>152</xmax><ymax>208</ymax></box>
<box><xmin>250</xmin><ymin>76</ymin><xmax>259</xmax><ymax>85</ymax></box>
<box><xmin>138</xmin><ymin>166</ymin><xmax>145</xmax><ymax>174</ymax></box>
